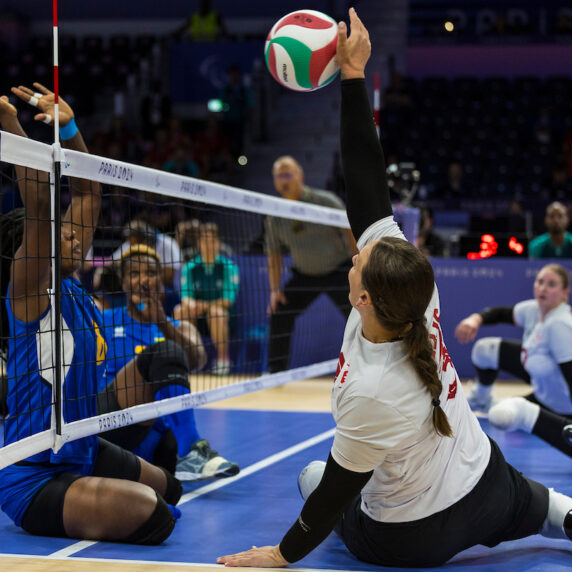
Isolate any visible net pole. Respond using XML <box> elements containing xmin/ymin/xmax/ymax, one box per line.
<box><xmin>52</xmin><ymin>0</ymin><xmax>60</xmax><ymax>143</ymax></box>
<box><xmin>50</xmin><ymin>0</ymin><xmax>64</xmax><ymax>450</ymax></box>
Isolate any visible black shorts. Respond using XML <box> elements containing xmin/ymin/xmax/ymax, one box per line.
<box><xmin>338</xmin><ymin>437</ymin><xmax>549</xmax><ymax>568</ymax></box>
<box><xmin>20</xmin><ymin>438</ymin><xmax>141</xmax><ymax>538</ymax></box>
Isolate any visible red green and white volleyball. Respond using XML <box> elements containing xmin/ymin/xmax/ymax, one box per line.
<box><xmin>264</xmin><ymin>10</ymin><xmax>340</xmax><ymax>92</ymax></box>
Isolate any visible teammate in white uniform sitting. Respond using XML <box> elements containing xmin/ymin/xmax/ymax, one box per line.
<box><xmin>455</xmin><ymin>263</ymin><xmax>572</xmax><ymax>457</ymax></box>
<box><xmin>217</xmin><ymin>9</ymin><xmax>572</xmax><ymax>569</ymax></box>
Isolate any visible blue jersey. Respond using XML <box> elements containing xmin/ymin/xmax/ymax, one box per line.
<box><xmin>0</xmin><ymin>277</ymin><xmax>106</xmax><ymax>525</ymax></box>
<box><xmin>101</xmin><ymin>306</ymin><xmax>199</xmax><ymax>459</ymax></box>
<box><xmin>101</xmin><ymin>306</ymin><xmax>178</xmax><ymax>386</ymax></box>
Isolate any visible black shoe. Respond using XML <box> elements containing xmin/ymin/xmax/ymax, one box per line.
<box><xmin>564</xmin><ymin>510</ymin><xmax>572</xmax><ymax>541</ymax></box>
<box><xmin>561</xmin><ymin>424</ymin><xmax>572</xmax><ymax>447</ymax></box>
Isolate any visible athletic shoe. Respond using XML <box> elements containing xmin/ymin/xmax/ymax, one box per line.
<box><xmin>465</xmin><ymin>384</ymin><xmax>495</xmax><ymax>412</ymax></box>
<box><xmin>175</xmin><ymin>438</ymin><xmax>239</xmax><ymax>481</ymax></box>
<box><xmin>562</xmin><ymin>425</ymin><xmax>572</xmax><ymax>447</ymax></box>
<box><xmin>211</xmin><ymin>359</ymin><xmax>230</xmax><ymax>376</ymax></box>
<box><xmin>297</xmin><ymin>460</ymin><xmax>326</xmax><ymax>501</ymax></box>
<box><xmin>564</xmin><ymin>510</ymin><xmax>572</xmax><ymax>541</ymax></box>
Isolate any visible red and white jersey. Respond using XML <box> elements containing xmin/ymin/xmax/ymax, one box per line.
<box><xmin>515</xmin><ymin>299</ymin><xmax>572</xmax><ymax>414</ymax></box>
<box><xmin>331</xmin><ymin>216</ymin><xmax>490</xmax><ymax>523</ymax></box>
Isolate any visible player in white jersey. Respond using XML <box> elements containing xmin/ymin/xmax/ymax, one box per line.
<box><xmin>455</xmin><ymin>263</ymin><xmax>572</xmax><ymax>457</ymax></box>
<box><xmin>217</xmin><ymin>9</ymin><xmax>572</xmax><ymax>568</ymax></box>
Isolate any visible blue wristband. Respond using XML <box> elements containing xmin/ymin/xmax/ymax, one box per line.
<box><xmin>59</xmin><ymin>117</ymin><xmax>78</xmax><ymax>141</ymax></box>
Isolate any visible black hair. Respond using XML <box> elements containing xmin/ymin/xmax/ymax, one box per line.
<box><xmin>0</xmin><ymin>208</ymin><xmax>25</xmax><ymax>354</ymax></box>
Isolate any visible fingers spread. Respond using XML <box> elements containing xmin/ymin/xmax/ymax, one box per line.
<box><xmin>33</xmin><ymin>82</ymin><xmax>52</xmax><ymax>95</ymax></box>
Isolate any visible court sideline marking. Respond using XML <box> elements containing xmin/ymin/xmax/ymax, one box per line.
<box><xmin>46</xmin><ymin>427</ymin><xmax>337</xmax><ymax>559</ymax></box>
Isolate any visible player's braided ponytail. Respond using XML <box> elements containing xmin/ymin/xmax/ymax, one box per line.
<box><xmin>362</xmin><ymin>237</ymin><xmax>453</xmax><ymax>437</ymax></box>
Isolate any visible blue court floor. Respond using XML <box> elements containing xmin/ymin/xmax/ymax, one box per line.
<box><xmin>1</xmin><ymin>408</ymin><xmax>572</xmax><ymax>571</ymax></box>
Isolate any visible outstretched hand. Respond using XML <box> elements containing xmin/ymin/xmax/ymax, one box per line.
<box><xmin>337</xmin><ymin>7</ymin><xmax>371</xmax><ymax>80</ymax></box>
<box><xmin>0</xmin><ymin>95</ymin><xmax>17</xmax><ymax>119</ymax></box>
<box><xmin>11</xmin><ymin>82</ymin><xmax>74</xmax><ymax>126</ymax></box>
<box><xmin>217</xmin><ymin>544</ymin><xmax>289</xmax><ymax>568</ymax></box>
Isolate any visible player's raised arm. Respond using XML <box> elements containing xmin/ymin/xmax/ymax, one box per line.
<box><xmin>12</xmin><ymin>82</ymin><xmax>101</xmax><ymax>258</ymax></box>
<box><xmin>337</xmin><ymin>8</ymin><xmax>392</xmax><ymax>241</ymax></box>
<box><xmin>0</xmin><ymin>95</ymin><xmax>51</xmax><ymax>322</ymax></box>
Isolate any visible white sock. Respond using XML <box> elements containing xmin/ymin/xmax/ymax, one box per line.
<box><xmin>298</xmin><ymin>460</ymin><xmax>326</xmax><ymax>501</ymax></box>
<box><xmin>541</xmin><ymin>488</ymin><xmax>572</xmax><ymax>539</ymax></box>
<box><xmin>488</xmin><ymin>397</ymin><xmax>540</xmax><ymax>432</ymax></box>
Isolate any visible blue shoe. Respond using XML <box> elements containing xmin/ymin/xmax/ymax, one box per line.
<box><xmin>175</xmin><ymin>439</ymin><xmax>239</xmax><ymax>481</ymax></box>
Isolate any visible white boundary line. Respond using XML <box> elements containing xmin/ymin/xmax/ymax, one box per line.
<box><xmin>45</xmin><ymin>427</ymin><xmax>336</xmax><ymax>559</ymax></box>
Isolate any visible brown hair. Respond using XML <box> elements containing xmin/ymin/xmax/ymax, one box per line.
<box><xmin>361</xmin><ymin>237</ymin><xmax>453</xmax><ymax>437</ymax></box>
<box><xmin>539</xmin><ymin>263</ymin><xmax>570</xmax><ymax>290</ymax></box>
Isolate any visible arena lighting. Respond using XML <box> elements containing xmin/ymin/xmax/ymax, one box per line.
<box><xmin>444</xmin><ymin>21</ymin><xmax>455</xmax><ymax>32</ymax></box>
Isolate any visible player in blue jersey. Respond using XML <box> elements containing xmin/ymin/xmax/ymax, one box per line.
<box><xmin>99</xmin><ymin>244</ymin><xmax>240</xmax><ymax>480</ymax></box>
<box><xmin>0</xmin><ymin>84</ymin><xmax>181</xmax><ymax>544</ymax></box>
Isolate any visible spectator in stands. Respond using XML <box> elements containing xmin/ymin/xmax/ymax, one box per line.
<box><xmin>555</xmin><ymin>11</ymin><xmax>572</xmax><ymax>35</ymax></box>
<box><xmin>219</xmin><ymin>64</ymin><xmax>255</xmax><ymax>160</ymax></box>
<box><xmin>0</xmin><ymin>83</ymin><xmax>181</xmax><ymax>543</ymax></box>
<box><xmin>99</xmin><ymin>244</ymin><xmax>239</xmax><ymax>480</ymax></box>
<box><xmin>417</xmin><ymin>208</ymin><xmax>445</xmax><ymax>257</ymax></box>
<box><xmin>439</xmin><ymin>161</ymin><xmax>466</xmax><ymax>198</ymax></box>
<box><xmin>454</xmin><ymin>263</ymin><xmax>572</xmax><ymax>459</ymax></box>
<box><xmin>140</xmin><ymin>81</ymin><xmax>172</xmax><ymax>142</ymax></box>
<box><xmin>507</xmin><ymin>198</ymin><xmax>527</xmax><ymax>233</ymax></box>
<box><xmin>265</xmin><ymin>155</ymin><xmax>357</xmax><ymax>373</ymax></box>
<box><xmin>174</xmin><ymin>222</ymin><xmax>239</xmax><ymax>375</ymax></box>
<box><xmin>112</xmin><ymin>218</ymin><xmax>182</xmax><ymax>288</ymax></box>
<box><xmin>529</xmin><ymin>202</ymin><xmax>572</xmax><ymax>259</ymax></box>
<box><xmin>176</xmin><ymin>218</ymin><xmax>202</xmax><ymax>262</ymax></box>
<box><xmin>162</xmin><ymin>140</ymin><xmax>200</xmax><ymax>178</ymax></box>
<box><xmin>176</xmin><ymin>0</ymin><xmax>227</xmax><ymax>42</ymax></box>
<box><xmin>383</xmin><ymin>72</ymin><xmax>413</xmax><ymax>109</ymax></box>
<box><xmin>194</xmin><ymin>114</ymin><xmax>234</xmax><ymax>183</ymax></box>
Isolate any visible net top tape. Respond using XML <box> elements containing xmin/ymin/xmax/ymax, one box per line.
<box><xmin>0</xmin><ymin>130</ymin><xmax>351</xmax><ymax>228</ymax></box>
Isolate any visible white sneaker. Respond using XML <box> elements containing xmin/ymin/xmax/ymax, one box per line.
<box><xmin>297</xmin><ymin>461</ymin><xmax>326</xmax><ymax>501</ymax></box>
<box><xmin>175</xmin><ymin>439</ymin><xmax>239</xmax><ymax>481</ymax></box>
<box><xmin>212</xmin><ymin>359</ymin><xmax>230</xmax><ymax>376</ymax></box>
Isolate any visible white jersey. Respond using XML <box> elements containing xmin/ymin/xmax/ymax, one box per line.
<box><xmin>331</xmin><ymin>216</ymin><xmax>491</xmax><ymax>523</ymax></box>
<box><xmin>514</xmin><ymin>299</ymin><xmax>572</xmax><ymax>414</ymax></box>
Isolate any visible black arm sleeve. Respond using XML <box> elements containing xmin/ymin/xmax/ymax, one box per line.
<box><xmin>479</xmin><ymin>306</ymin><xmax>515</xmax><ymax>325</ymax></box>
<box><xmin>341</xmin><ymin>78</ymin><xmax>393</xmax><ymax>240</ymax></box>
<box><xmin>279</xmin><ymin>453</ymin><xmax>373</xmax><ymax>563</ymax></box>
<box><xmin>558</xmin><ymin>361</ymin><xmax>572</xmax><ymax>396</ymax></box>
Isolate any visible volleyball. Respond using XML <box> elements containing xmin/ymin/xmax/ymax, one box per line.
<box><xmin>264</xmin><ymin>10</ymin><xmax>340</xmax><ymax>92</ymax></box>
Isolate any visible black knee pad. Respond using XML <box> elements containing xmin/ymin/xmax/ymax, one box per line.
<box><xmin>123</xmin><ymin>493</ymin><xmax>176</xmax><ymax>545</ymax></box>
<box><xmin>136</xmin><ymin>340</ymin><xmax>189</xmax><ymax>393</ymax></box>
<box><xmin>152</xmin><ymin>429</ymin><xmax>178</xmax><ymax>475</ymax></box>
<box><xmin>161</xmin><ymin>466</ymin><xmax>183</xmax><ymax>505</ymax></box>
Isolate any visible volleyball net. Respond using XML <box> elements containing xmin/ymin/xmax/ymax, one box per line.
<box><xmin>0</xmin><ymin>129</ymin><xmax>375</xmax><ymax>469</ymax></box>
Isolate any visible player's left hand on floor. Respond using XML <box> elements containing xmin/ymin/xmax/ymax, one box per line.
<box><xmin>216</xmin><ymin>544</ymin><xmax>289</xmax><ymax>568</ymax></box>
